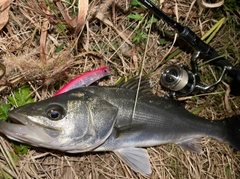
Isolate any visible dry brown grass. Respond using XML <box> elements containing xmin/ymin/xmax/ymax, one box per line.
<box><xmin>0</xmin><ymin>0</ymin><xmax>240</xmax><ymax>178</ymax></box>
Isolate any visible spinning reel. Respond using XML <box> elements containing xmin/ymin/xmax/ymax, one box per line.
<box><xmin>138</xmin><ymin>0</ymin><xmax>240</xmax><ymax>98</ymax></box>
<box><xmin>160</xmin><ymin>52</ymin><xmax>231</xmax><ymax>98</ymax></box>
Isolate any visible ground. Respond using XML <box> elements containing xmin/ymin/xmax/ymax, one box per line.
<box><xmin>0</xmin><ymin>0</ymin><xmax>240</xmax><ymax>178</ymax></box>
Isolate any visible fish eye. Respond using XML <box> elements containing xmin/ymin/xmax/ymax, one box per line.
<box><xmin>46</xmin><ymin>105</ymin><xmax>65</xmax><ymax>121</ymax></box>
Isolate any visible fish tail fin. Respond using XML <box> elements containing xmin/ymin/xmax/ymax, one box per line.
<box><xmin>224</xmin><ymin>115</ymin><xmax>240</xmax><ymax>150</ymax></box>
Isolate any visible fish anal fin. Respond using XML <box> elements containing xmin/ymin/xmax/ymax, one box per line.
<box><xmin>114</xmin><ymin>148</ymin><xmax>151</xmax><ymax>176</ymax></box>
<box><xmin>177</xmin><ymin>138</ymin><xmax>202</xmax><ymax>153</ymax></box>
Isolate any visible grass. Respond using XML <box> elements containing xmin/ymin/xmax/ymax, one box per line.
<box><xmin>0</xmin><ymin>86</ymin><xmax>33</xmax><ymax>177</ymax></box>
<box><xmin>0</xmin><ymin>0</ymin><xmax>240</xmax><ymax>178</ymax></box>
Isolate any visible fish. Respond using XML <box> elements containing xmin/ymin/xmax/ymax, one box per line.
<box><xmin>53</xmin><ymin>66</ymin><xmax>110</xmax><ymax>96</ymax></box>
<box><xmin>0</xmin><ymin>78</ymin><xmax>239</xmax><ymax>176</ymax></box>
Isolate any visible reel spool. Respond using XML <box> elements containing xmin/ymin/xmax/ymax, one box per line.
<box><xmin>160</xmin><ymin>64</ymin><xmax>230</xmax><ymax>98</ymax></box>
<box><xmin>160</xmin><ymin>65</ymin><xmax>196</xmax><ymax>97</ymax></box>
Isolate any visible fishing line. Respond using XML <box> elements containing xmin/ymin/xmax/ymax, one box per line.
<box><xmin>132</xmin><ymin>15</ymin><xmax>154</xmax><ymax>119</ymax></box>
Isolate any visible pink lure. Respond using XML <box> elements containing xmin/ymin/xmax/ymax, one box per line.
<box><xmin>53</xmin><ymin>66</ymin><xmax>110</xmax><ymax>96</ymax></box>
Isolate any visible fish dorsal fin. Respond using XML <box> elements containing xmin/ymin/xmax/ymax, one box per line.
<box><xmin>117</xmin><ymin>77</ymin><xmax>152</xmax><ymax>95</ymax></box>
<box><xmin>114</xmin><ymin>148</ymin><xmax>151</xmax><ymax>176</ymax></box>
<box><xmin>176</xmin><ymin>138</ymin><xmax>202</xmax><ymax>153</ymax></box>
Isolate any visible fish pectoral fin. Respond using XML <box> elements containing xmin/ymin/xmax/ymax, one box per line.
<box><xmin>114</xmin><ymin>148</ymin><xmax>151</xmax><ymax>176</ymax></box>
<box><xmin>176</xmin><ymin>138</ymin><xmax>202</xmax><ymax>153</ymax></box>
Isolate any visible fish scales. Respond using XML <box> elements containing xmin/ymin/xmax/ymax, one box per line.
<box><xmin>86</xmin><ymin>86</ymin><xmax>225</xmax><ymax>140</ymax></box>
<box><xmin>88</xmin><ymin>86</ymin><xmax>222</xmax><ymax>131</ymax></box>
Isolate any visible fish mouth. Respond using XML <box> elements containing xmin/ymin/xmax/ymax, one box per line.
<box><xmin>0</xmin><ymin>110</ymin><xmax>54</xmax><ymax>147</ymax></box>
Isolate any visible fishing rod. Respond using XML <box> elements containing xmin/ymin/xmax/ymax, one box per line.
<box><xmin>138</xmin><ymin>0</ymin><xmax>240</xmax><ymax>97</ymax></box>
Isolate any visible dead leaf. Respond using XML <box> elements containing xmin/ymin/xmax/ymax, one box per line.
<box><xmin>74</xmin><ymin>0</ymin><xmax>89</xmax><ymax>36</ymax></box>
<box><xmin>222</xmin><ymin>81</ymin><xmax>233</xmax><ymax>113</ymax></box>
<box><xmin>197</xmin><ymin>0</ymin><xmax>224</xmax><ymax>15</ymax></box>
<box><xmin>200</xmin><ymin>0</ymin><xmax>224</xmax><ymax>8</ymax></box>
<box><xmin>0</xmin><ymin>62</ymin><xmax>6</xmax><ymax>80</ymax></box>
<box><xmin>40</xmin><ymin>5</ymin><xmax>50</xmax><ymax>64</ymax></box>
<box><xmin>0</xmin><ymin>0</ymin><xmax>10</xmax><ymax>30</ymax></box>
<box><xmin>55</xmin><ymin>1</ymin><xmax>73</xmax><ymax>27</ymax></box>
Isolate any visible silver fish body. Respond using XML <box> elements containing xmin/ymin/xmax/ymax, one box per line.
<box><xmin>88</xmin><ymin>86</ymin><xmax>224</xmax><ymax>149</ymax></box>
<box><xmin>0</xmin><ymin>79</ymin><xmax>240</xmax><ymax>175</ymax></box>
